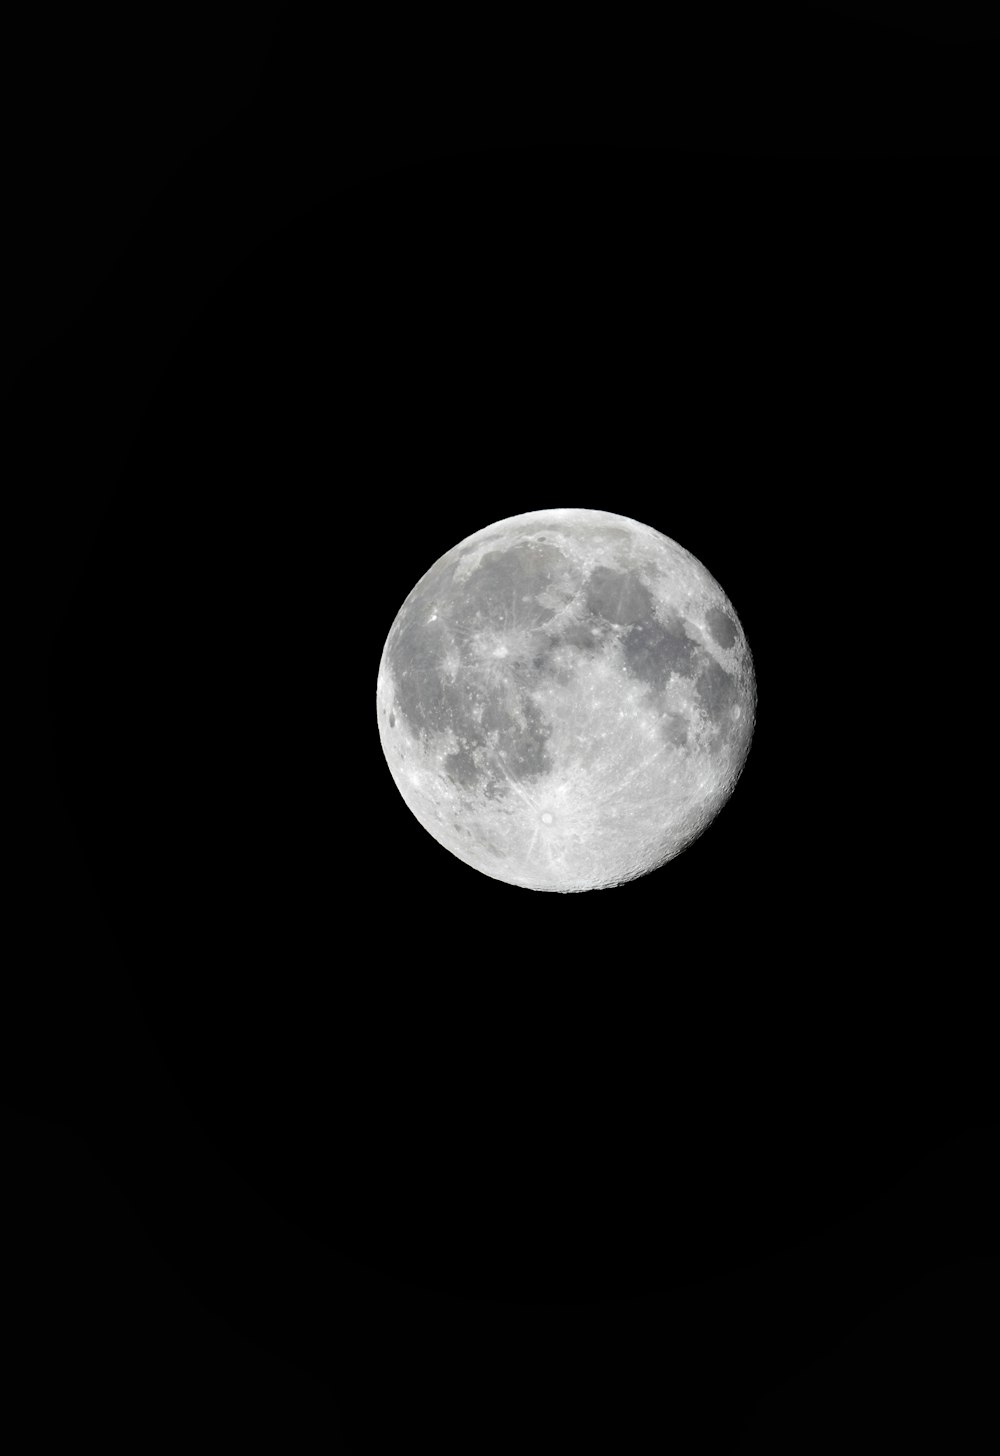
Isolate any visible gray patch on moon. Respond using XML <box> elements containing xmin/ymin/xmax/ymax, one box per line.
<box><xmin>563</xmin><ymin>624</ymin><xmax>604</xmax><ymax>653</ymax></box>
<box><xmin>443</xmin><ymin>741</ymin><xmax>484</xmax><ymax>791</ymax></box>
<box><xmin>621</xmin><ymin>615</ymin><xmax>698</xmax><ymax>692</ymax></box>
<box><xmin>496</xmin><ymin>695</ymin><xmax>553</xmax><ymax>778</ymax></box>
<box><xmin>581</xmin><ymin>564</ymin><xmax>700</xmax><ymax>691</ymax></box>
<box><xmin>705</xmin><ymin>606</ymin><xmax>738</xmax><ymax>649</ymax></box>
<box><xmin>458</xmin><ymin>540</ymin><xmax>571</xmax><ymax>627</ymax></box>
<box><xmin>437</xmin><ymin>683</ymin><xmax>555</xmax><ymax>799</ymax></box>
<box><xmin>695</xmin><ymin>658</ymin><xmax>740</xmax><ymax>748</ymax></box>
<box><xmin>664</xmin><ymin>712</ymin><xmax>689</xmax><ymax>749</ymax></box>
<box><xmin>584</xmin><ymin>565</ymin><xmax>654</xmax><ymax>626</ymax></box>
<box><xmin>391</xmin><ymin>619</ymin><xmax>458</xmax><ymax>735</ymax></box>
<box><xmin>388</xmin><ymin>542</ymin><xmax>560</xmax><ymax>801</ymax></box>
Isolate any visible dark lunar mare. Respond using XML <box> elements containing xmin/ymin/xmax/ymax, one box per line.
<box><xmin>621</xmin><ymin>616</ymin><xmax>698</xmax><ymax>692</ymax></box>
<box><xmin>584</xmin><ymin>565</ymin><xmax>654</xmax><ymax>626</ymax></box>
<box><xmin>388</xmin><ymin>557</ymin><xmax>459</xmax><ymax>736</ymax></box>
<box><xmin>558</xmin><ymin>621</ymin><xmax>606</xmax><ymax>652</ymax></box>
<box><xmin>665</xmin><ymin>712</ymin><xmax>689</xmax><ymax>748</ymax></box>
<box><xmin>705</xmin><ymin>606</ymin><xmax>737</xmax><ymax>649</ymax></box>
<box><xmin>455</xmin><ymin>540</ymin><xmax>573</xmax><ymax>632</ymax></box>
<box><xmin>584</xmin><ymin>564</ymin><xmax>698</xmax><ymax>692</ymax></box>
<box><xmin>388</xmin><ymin>542</ymin><xmax>566</xmax><ymax>795</ymax></box>
<box><xmin>695</xmin><ymin>658</ymin><xmax>741</xmax><ymax>753</ymax></box>
<box><xmin>696</xmin><ymin>658</ymin><xmax>739</xmax><ymax>724</ymax></box>
<box><xmin>579</xmin><ymin>562</ymin><xmax>743</xmax><ymax>752</ymax></box>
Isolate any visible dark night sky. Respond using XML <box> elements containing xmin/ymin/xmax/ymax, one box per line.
<box><xmin>15</xmin><ymin>9</ymin><xmax>997</xmax><ymax>1452</ymax></box>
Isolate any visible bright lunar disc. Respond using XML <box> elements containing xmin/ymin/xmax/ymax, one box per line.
<box><xmin>377</xmin><ymin>508</ymin><xmax>755</xmax><ymax>891</ymax></box>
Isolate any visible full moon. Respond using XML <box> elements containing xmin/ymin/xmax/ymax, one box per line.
<box><xmin>377</xmin><ymin>508</ymin><xmax>755</xmax><ymax>891</ymax></box>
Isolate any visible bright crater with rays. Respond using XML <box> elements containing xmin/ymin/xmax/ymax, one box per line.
<box><xmin>377</xmin><ymin>508</ymin><xmax>755</xmax><ymax>892</ymax></box>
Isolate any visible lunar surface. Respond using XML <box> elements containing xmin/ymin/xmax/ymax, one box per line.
<box><xmin>377</xmin><ymin>508</ymin><xmax>755</xmax><ymax>891</ymax></box>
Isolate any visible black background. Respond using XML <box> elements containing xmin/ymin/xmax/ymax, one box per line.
<box><xmin>14</xmin><ymin>7</ymin><xmax>997</xmax><ymax>1453</ymax></box>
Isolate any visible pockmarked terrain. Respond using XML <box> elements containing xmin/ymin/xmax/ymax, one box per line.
<box><xmin>377</xmin><ymin>508</ymin><xmax>755</xmax><ymax>891</ymax></box>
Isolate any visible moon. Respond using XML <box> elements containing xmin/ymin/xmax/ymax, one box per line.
<box><xmin>377</xmin><ymin>508</ymin><xmax>755</xmax><ymax>891</ymax></box>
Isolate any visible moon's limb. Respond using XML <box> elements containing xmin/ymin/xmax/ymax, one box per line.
<box><xmin>378</xmin><ymin>508</ymin><xmax>755</xmax><ymax>891</ymax></box>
